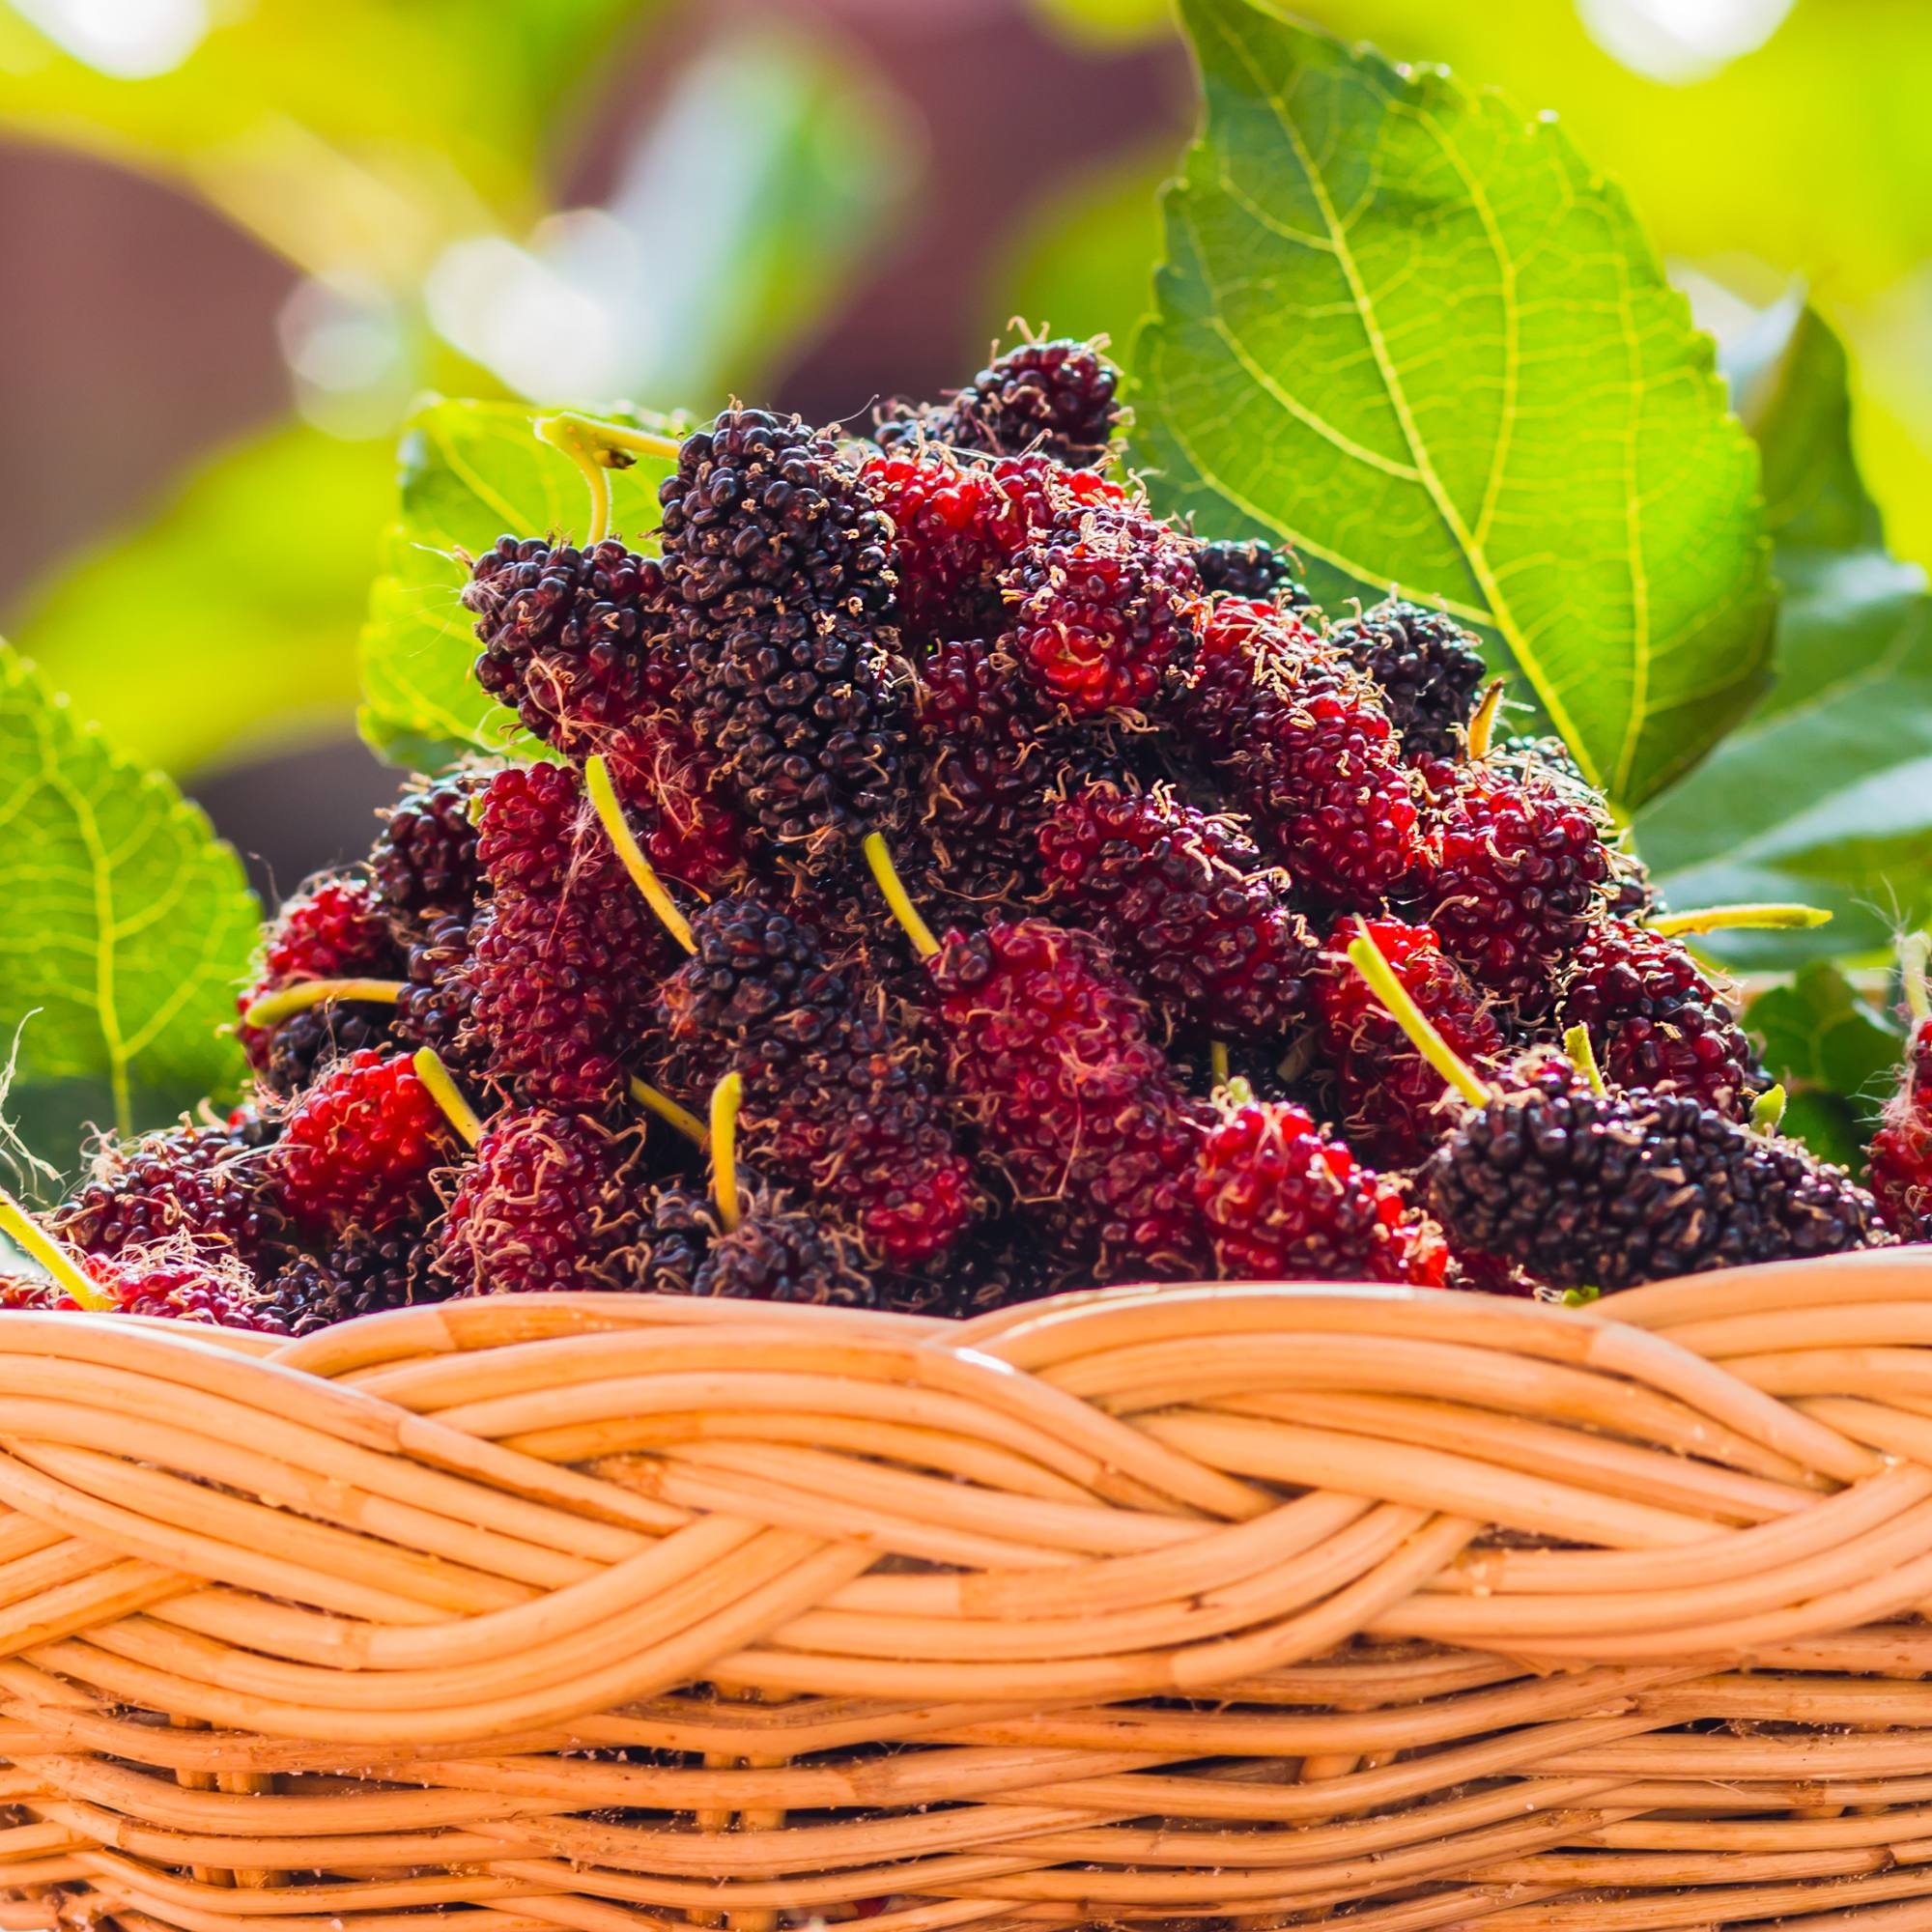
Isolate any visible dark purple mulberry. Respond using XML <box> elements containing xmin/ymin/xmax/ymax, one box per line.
<box><xmin>651</xmin><ymin>895</ymin><xmax>978</xmax><ymax>1266</ymax></box>
<box><xmin>51</xmin><ymin>1120</ymin><xmax>282</xmax><ymax>1264</ymax></box>
<box><xmin>659</xmin><ymin>410</ymin><xmax>907</xmax><ymax>870</ymax></box>
<box><xmin>1195</xmin><ymin>537</ymin><xmax>1310</xmax><ymax>610</ymax></box>
<box><xmin>264</xmin><ymin>1223</ymin><xmax>441</xmax><ymax>1334</ymax></box>
<box><xmin>393</xmin><ymin>916</ymin><xmax>484</xmax><ymax>1079</ymax></box>
<box><xmin>1329</xmin><ymin>600</ymin><xmax>1488</xmax><ymax>759</ymax></box>
<box><xmin>692</xmin><ymin>1191</ymin><xmax>875</xmax><ymax>1305</ymax></box>
<box><xmin>1425</xmin><ymin>1066</ymin><xmax>1891</xmax><ymax>1293</ymax></box>
<box><xmin>876</xmin><ymin>336</ymin><xmax>1122</xmax><ymax>469</ymax></box>
<box><xmin>372</xmin><ymin>771</ymin><xmax>488</xmax><ymax>931</ymax></box>
<box><xmin>463</xmin><ymin>536</ymin><xmax>668</xmax><ymax>757</ymax></box>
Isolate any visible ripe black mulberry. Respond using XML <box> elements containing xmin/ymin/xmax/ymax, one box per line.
<box><xmin>1425</xmin><ymin>1066</ymin><xmax>1891</xmax><ymax>1292</ymax></box>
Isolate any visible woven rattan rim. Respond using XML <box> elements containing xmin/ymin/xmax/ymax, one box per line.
<box><xmin>0</xmin><ymin>1252</ymin><xmax>1930</xmax><ymax>1929</ymax></box>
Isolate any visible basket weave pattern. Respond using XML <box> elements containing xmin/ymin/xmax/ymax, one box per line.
<box><xmin>2</xmin><ymin>1255</ymin><xmax>1932</xmax><ymax>1930</ymax></box>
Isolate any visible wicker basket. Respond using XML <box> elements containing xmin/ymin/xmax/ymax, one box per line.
<box><xmin>2</xmin><ymin>1257</ymin><xmax>1932</xmax><ymax>1930</ymax></box>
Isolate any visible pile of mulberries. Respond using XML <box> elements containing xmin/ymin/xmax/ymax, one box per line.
<box><xmin>9</xmin><ymin>333</ymin><xmax>1914</xmax><ymax>1335</ymax></box>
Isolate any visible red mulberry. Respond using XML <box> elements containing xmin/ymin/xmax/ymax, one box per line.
<box><xmin>859</xmin><ymin>447</ymin><xmax>1126</xmax><ymax>645</ymax></box>
<box><xmin>1192</xmin><ymin>1095</ymin><xmax>1450</xmax><ymax>1287</ymax></box>
<box><xmin>1170</xmin><ymin>599</ymin><xmax>1321</xmax><ymax>758</ymax></box>
<box><xmin>1423</xmin><ymin>760</ymin><xmax>1611</xmax><ymax>1011</ymax></box>
<box><xmin>916</xmin><ymin>914</ymin><xmax>1210</xmax><ymax>1277</ymax></box>
<box><xmin>1004</xmin><ymin>511</ymin><xmax>1203</xmax><ymax>716</ymax></box>
<box><xmin>11</xmin><ymin>1247</ymin><xmax>289</xmax><ymax>1332</ymax></box>
<box><xmin>435</xmin><ymin>1109</ymin><xmax>658</xmax><ymax>1295</ymax></box>
<box><xmin>475</xmin><ymin>760</ymin><xmax>582</xmax><ymax>896</ymax></box>
<box><xmin>1037</xmin><ymin>781</ymin><xmax>1316</xmax><ymax>1041</ymax></box>
<box><xmin>1557</xmin><ymin>921</ymin><xmax>1765</xmax><ymax>1120</ymax></box>
<box><xmin>466</xmin><ymin>761</ymin><xmax>670</xmax><ymax>1107</ymax></box>
<box><xmin>466</xmin><ymin>894</ymin><xmax>659</xmax><ymax>1111</ymax></box>
<box><xmin>1869</xmin><ymin>962</ymin><xmax>1932</xmax><ymax>1238</ymax></box>
<box><xmin>1486</xmin><ymin>735</ymin><xmax>1659</xmax><ymax>921</ymax></box>
<box><xmin>601</xmin><ymin>712</ymin><xmax>747</xmax><ymax>895</ymax></box>
<box><xmin>110</xmin><ymin>1253</ymin><xmax>290</xmax><ymax>1331</ymax></box>
<box><xmin>908</xmin><ymin>638</ymin><xmax>1122</xmax><ymax>909</ymax></box>
<box><xmin>240</xmin><ymin>874</ymin><xmax>402</xmax><ymax>1091</ymax></box>
<box><xmin>1171</xmin><ymin>600</ymin><xmax>1428</xmax><ymax>909</ymax></box>
<box><xmin>271</xmin><ymin>1049</ymin><xmax>455</xmax><ymax>1234</ymax></box>
<box><xmin>1316</xmin><ymin>917</ymin><xmax>1506</xmax><ymax>1167</ymax></box>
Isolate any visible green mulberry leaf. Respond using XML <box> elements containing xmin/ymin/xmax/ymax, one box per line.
<box><xmin>0</xmin><ymin>646</ymin><xmax>258</xmax><ymax>1143</ymax></box>
<box><xmin>1133</xmin><ymin>0</ymin><xmax>1774</xmax><ymax>810</ymax></box>
<box><xmin>1639</xmin><ymin>303</ymin><xmax>1932</xmax><ymax>968</ymax></box>
<box><xmin>358</xmin><ymin>397</ymin><xmax>682</xmax><ymax>771</ymax></box>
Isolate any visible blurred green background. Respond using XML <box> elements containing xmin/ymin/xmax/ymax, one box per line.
<box><xmin>1</xmin><ymin>0</ymin><xmax>1925</xmax><ymax>900</ymax></box>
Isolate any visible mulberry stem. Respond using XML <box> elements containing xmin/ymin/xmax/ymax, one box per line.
<box><xmin>0</xmin><ymin>1187</ymin><xmax>112</xmax><ymax>1311</ymax></box>
<box><xmin>1209</xmin><ymin>1040</ymin><xmax>1231</xmax><ymax>1087</ymax></box>
<box><xmin>1750</xmin><ymin>1084</ymin><xmax>1789</xmax><ymax>1134</ymax></box>
<box><xmin>241</xmin><ymin>978</ymin><xmax>406</xmax><ymax>1029</ymax></box>
<box><xmin>584</xmin><ymin>753</ymin><xmax>697</xmax><ymax>955</ymax></box>
<box><xmin>1465</xmin><ymin>679</ymin><xmax>1506</xmax><ymax>761</ymax></box>
<box><xmin>710</xmin><ymin>1071</ymin><xmax>744</xmax><ymax>1233</ymax></box>
<box><xmin>537</xmin><ymin>410</ymin><xmax>683</xmax><ymax>464</ymax></box>
<box><xmin>1563</xmin><ymin>1024</ymin><xmax>1608</xmax><ymax>1097</ymax></box>
<box><xmin>535</xmin><ymin>415</ymin><xmax>614</xmax><ymax>545</ymax></box>
<box><xmin>412</xmin><ymin>1048</ymin><xmax>484</xmax><ymax>1148</ymax></box>
<box><xmin>1649</xmin><ymin>903</ymin><xmax>1831</xmax><ymax>937</ymax></box>
<box><xmin>864</xmin><ymin>834</ymin><xmax>938</xmax><ymax>960</ymax></box>
<box><xmin>631</xmin><ymin>1076</ymin><xmax>708</xmax><ymax>1147</ymax></box>
<box><xmin>534</xmin><ymin>411</ymin><xmax>682</xmax><ymax>549</ymax></box>
<box><xmin>1901</xmin><ymin>930</ymin><xmax>1930</xmax><ymax>1024</ymax></box>
<box><xmin>1346</xmin><ymin>918</ymin><xmax>1493</xmax><ymax>1109</ymax></box>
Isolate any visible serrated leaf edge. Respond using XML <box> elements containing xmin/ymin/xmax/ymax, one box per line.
<box><xmin>0</xmin><ymin>645</ymin><xmax>257</xmax><ymax>1134</ymax></box>
<box><xmin>1154</xmin><ymin>0</ymin><xmax>1774</xmax><ymax>804</ymax></box>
